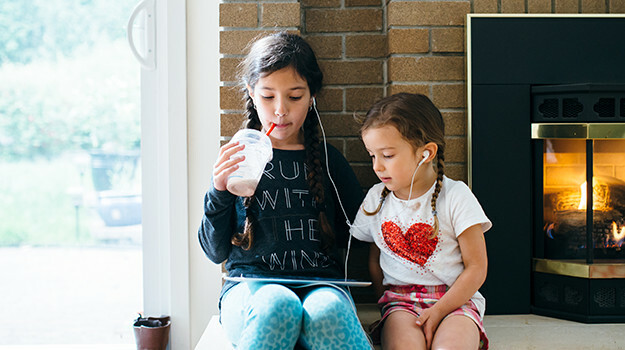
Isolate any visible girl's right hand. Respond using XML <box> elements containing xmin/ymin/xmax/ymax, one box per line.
<box><xmin>212</xmin><ymin>141</ymin><xmax>246</xmax><ymax>192</ymax></box>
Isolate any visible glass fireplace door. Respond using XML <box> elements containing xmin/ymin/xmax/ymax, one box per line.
<box><xmin>543</xmin><ymin>139</ymin><xmax>625</xmax><ymax>261</ymax></box>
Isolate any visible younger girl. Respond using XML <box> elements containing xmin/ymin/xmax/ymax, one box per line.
<box><xmin>350</xmin><ymin>93</ymin><xmax>491</xmax><ymax>350</ymax></box>
<box><xmin>198</xmin><ymin>32</ymin><xmax>371</xmax><ymax>349</ymax></box>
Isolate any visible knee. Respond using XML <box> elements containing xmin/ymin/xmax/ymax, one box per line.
<box><xmin>249</xmin><ymin>284</ymin><xmax>303</xmax><ymax>322</ymax></box>
<box><xmin>302</xmin><ymin>287</ymin><xmax>354</xmax><ymax>323</ymax></box>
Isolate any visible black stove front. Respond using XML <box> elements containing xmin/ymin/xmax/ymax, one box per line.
<box><xmin>467</xmin><ymin>15</ymin><xmax>625</xmax><ymax>322</ymax></box>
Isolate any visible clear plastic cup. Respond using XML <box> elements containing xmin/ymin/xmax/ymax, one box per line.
<box><xmin>226</xmin><ymin>129</ymin><xmax>273</xmax><ymax>197</ymax></box>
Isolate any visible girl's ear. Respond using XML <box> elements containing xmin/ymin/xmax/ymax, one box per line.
<box><xmin>421</xmin><ymin>142</ymin><xmax>438</xmax><ymax>162</ymax></box>
<box><xmin>246</xmin><ymin>84</ymin><xmax>255</xmax><ymax>99</ymax></box>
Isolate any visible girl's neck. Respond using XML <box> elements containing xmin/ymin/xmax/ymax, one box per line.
<box><xmin>269</xmin><ymin>131</ymin><xmax>305</xmax><ymax>150</ymax></box>
<box><xmin>394</xmin><ymin>167</ymin><xmax>438</xmax><ymax>201</ymax></box>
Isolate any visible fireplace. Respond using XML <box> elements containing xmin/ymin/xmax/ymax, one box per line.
<box><xmin>531</xmin><ymin>84</ymin><xmax>625</xmax><ymax>322</ymax></box>
<box><xmin>467</xmin><ymin>15</ymin><xmax>625</xmax><ymax>322</ymax></box>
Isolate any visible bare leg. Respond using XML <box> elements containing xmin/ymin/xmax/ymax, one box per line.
<box><xmin>381</xmin><ymin>310</ymin><xmax>426</xmax><ymax>350</ymax></box>
<box><xmin>431</xmin><ymin>315</ymin><xmax>480</xmax><ymax>350</ymax></box>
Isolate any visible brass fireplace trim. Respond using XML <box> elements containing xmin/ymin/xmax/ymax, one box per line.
<box><xmin>531</xmin><ymin>123</ymin><xmax>625</xmax><ymax>139</ymax></box>
<box><xmin>533</xmin><ymin>258</ymin><xmax>625</xmax><ymax>279</ymax></box>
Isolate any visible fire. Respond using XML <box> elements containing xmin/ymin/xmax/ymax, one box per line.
<box><xmin>612</xmin><ymin>222</ymin><xmax>625</xmax><ymax>242</ymax></box>
<box><xmin>577</xmin><ymin>179</ymin><xmax>610</xmax><ymax>211</ymax></box>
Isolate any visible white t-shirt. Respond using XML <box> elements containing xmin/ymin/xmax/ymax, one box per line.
<box><xmin>350</xmin><ymin>176</ymin><xmax>492</xmax><ymax>317</ymax></box>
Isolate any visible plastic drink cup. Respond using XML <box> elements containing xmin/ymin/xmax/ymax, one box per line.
<box><xmin>226</xmin><ymin>129</ymin><xmax>273</xmax><ymax>197</ymax></box>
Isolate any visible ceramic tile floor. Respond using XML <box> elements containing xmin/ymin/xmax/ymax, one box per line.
<box><xmin>483</xmin><ymin>314</ymin><xmax>625</xmax><ymax>350</ymax></box>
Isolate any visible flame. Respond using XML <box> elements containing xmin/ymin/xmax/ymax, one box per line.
<box><xmin>612</xmin><ymin>221</ymin><xmax>625</xmax><ymax>242</ymax></box>
<box><xmin>577</xmin><ymin>179</ymin><xmax>609</xmax><ymax>211</ymax></box>
<box><xmin>578</xmin><ymin>182</ymin><xmax>587</xmax><ymax>210</ymax></box>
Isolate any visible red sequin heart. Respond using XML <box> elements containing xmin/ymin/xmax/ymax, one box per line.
<box><xmin>381</xmin><ymin>221</ymin><xmax>438</xmax><ymax>266</ymax></box>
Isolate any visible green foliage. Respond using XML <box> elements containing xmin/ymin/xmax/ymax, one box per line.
<box><xmin>0</xmin><ymin>157</ymin><xmax>99</xmax><ymax>246</ymax></box>
<box><xmin>0</xmin><ymin>0</ymin><xmax>134</xmax><ymax>65</ymax></box>
<box><xmin>0</xmin><ymin>0</ymin><xmax>140</xmax><ymax>160</ymax></box>
<box><xmin>0</xmin><ymin>41</ymin><xmax>140</xmax><ymax>159</ymax></box>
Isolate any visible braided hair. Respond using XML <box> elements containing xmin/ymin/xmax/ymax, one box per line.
<box><xmin>360</xmin><ymin>93</ymin><xmax>446</xmax><ymax>238</ymax></box>
<box><xmin>230</xmin><ymin>32</ymin><xmax>334</xmax><ymax>250</ymax></box>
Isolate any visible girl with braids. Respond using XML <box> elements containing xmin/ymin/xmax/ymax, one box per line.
<box><xmin>198</xmin><ymin>32</ymin><xmax>371</xmax><ymax>349</ymax></box>
<box><xmin>350</xmin><ymin>93</ymin><xmax>492</xmax><ymax>350</ymax></box>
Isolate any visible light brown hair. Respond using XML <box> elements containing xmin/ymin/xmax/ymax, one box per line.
<box><xmin>360</xmin><ymin>93</ymin><xmax>446</xmax><ymax>238</ymax></box>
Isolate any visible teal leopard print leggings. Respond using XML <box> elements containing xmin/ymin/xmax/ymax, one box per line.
<box><xmin>221</xmin><ymin>282</ymin><xmax>373</xmax><ymax>349</ymax></box>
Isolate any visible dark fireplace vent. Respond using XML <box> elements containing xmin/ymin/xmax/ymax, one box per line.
<box><xmin>532</xmin><ymin>84</ymin><xmax>625</xmax><ymax>122</ymax></box>
<box><xmin>594</xmin><ymin>288</ymin><xmax>615</xmax><ymax>308</ymax></box>
<box><xmin>563</xmin><ymin>98</ymin><xmax>583</xmax><ymax>118</ymax></box>
<box><xmin>594</xmin><ymin>98</ymin><xmax>615</xmax><ymax>118</ymax></box>
<box><xmin>538</xmin><ymin>99</ymin><xmax>558</xmax><ymax>118</ymax></box>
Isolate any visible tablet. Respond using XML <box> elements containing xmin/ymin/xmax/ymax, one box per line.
<box><xmin>223</xmin><ymin>274</ymin><xmax>372</xmax><ymax>287</ymax></box>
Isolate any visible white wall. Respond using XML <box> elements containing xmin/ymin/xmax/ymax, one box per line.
<box><xmin>141</xmin><ymin>0</ymin><xmax>220</xmax><ymax>348</ymax></box>
<box><xmin>187</xmin><ymin>0</ymin><xmax>221</xmax><ymax>347</ymax></box>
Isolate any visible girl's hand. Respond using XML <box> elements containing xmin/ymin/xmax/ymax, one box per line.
<box><xmin>212</xmin><ymin>141</ymin><xmax>246</xmax><ymax>192</ymax></box>
<box><xmin>415</xmin><ymin>307</ymin><xmax>444</xmax><ymax>350</ymax></box>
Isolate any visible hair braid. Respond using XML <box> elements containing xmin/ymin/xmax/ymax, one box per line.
<box><xmin>231</xmin><ymin>197</ymin><xmax>255</xmax><ymax>250</ymax></box>
<box><xmin>303</xmin><ymin>111</ymin><xmax>334</xmax><ymax>250</ymax></box>
<box><xmin>230</xmin><ymin>95</ymin><xmax>262</xmax><ymax>250</ymax></box>
<box><xmin>429</xmin><ymin>150</ymin><xmax>445</xmax><ymax>238</ymax></box>
<box><xmin>363</xmin><ymin>187</ymin><xmax>391</xmax><ymax>216</ymax></box>
<box><xmin>243</xmin><ymin>94</ymin><xmax>262</xmax><ymax>130</ymax></box>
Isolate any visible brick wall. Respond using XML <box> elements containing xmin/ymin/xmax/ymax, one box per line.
<box><xmin>219</xmin><ymin>0</ymin><xmax>625</xmax><ymax>189</ymax></box>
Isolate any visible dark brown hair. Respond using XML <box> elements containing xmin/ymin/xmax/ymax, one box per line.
<box><xmin>360</xmin><ymin>93</ymin><xmax>446</xmax><ymax>238</ymax></box>
<box><xmin>231</xmin><ymin>32</ymin><xmax>334</xmax><ymax>250</ymax></box>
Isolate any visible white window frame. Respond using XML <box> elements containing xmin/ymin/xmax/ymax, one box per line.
<box><xmin>141</xmin><ymin>0</ymin><xmax>221</xmax><ymax>348</ymax></box>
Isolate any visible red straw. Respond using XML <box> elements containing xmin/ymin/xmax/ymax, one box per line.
<box><xmin>266</xmin><ymin>123</ymin><xmax>276</xmax><ymax>136</ymax></box>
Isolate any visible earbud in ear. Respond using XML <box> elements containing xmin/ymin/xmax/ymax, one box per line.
<box><xmin>418</xmin><ymin>150</ymin><xmax>430</xmax><ymax>166</ymax></box>
<box><xmin>312</xmin><ymin>97</ymin><xmax>317</xmax><ymax>107</ymax></box>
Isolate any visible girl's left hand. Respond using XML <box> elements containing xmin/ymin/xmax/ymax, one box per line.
<box><xmin>415</xmin><ymin>307</ymin><xmax>444</xmax><ymax>349</ymax></box>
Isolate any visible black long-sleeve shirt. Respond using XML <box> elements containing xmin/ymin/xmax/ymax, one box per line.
<box><xmin>198</xmin><ymin>145</ymin><xmax>364</xmax><ymax>302</ymax></box>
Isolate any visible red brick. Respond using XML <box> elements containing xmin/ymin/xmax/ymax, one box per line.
<box><xmin>501</xmin><ymin>0</ymin><xmax>526</xmax><ymax>13</ymax></box>
<box><xmin>444</xmin><ymin>137</ymin><xmax>467</xmax><ymax>163</ymax></box>
<box><xmin>220</xmin><ymin>30</ymin><xmax>268</xmax><ymax>55</ymax></box>
<box><xmin>345</xmin><ymin>34</ymin><xmax>387</xmax><ymax>58</ymax></box>
<box><xmin>316</xmin><ymin>87</ymin><xmax>344</xmax><ymax>112</ymax></box>
<box><xmin>318</xmin><ymin>114</ymin><xmax>361</xmax><ymax>136</ymax></box>
<box><xmin>610</xmin><ymin>0</ymin><xmax>625</xmax><ymax>12</ymax></box>
<box><xmin>555</xmin><ymin>0</ymin><xmax>579</xmax><ymax>12</ymax></box>
<box><xmin>473</xmin><ymin>0</ymin><xmax>498</xmax><ymax>13</ymax></box>
<box><xmin>306</xmin><ymin>8</ymin><xmax>383</xmax><ymax>32</ymax></box>
<box><xmin>388</xmin><ymin>28</ymin><xmax>429</xmax><ymax>54</ymax></box>
<box><xmin>582</xmin><ymin>0</ymin><xmax>607</xmax><ymax>12</ymax></box>
<box><xmin>219</xmin><ymin>3</ymin><xmax>257</xmax><ymax>27</ymax></box>
<box><xmin>320</xmin><ymin>60</ymin><xmax>384</xmax><ymax>84</ymax></box>
<box><xmin>221</xmin><ymin>113</ymin><xmax>246</xmax><ymax>137</ymax></box>
<box><xmin>387</xmin><ymin>84</ymin><xmax>430</xmax><ymax>97</ymax></box>
<box><xmin>220</xmin><ymin>57</ymin><xmax>241</xmax><ymax>82</ymax></box>
<box><xmin>388</xmin><ymin>1</ymin><xmax>470</xmax><ymax>26</ymax></box>
<box><xmin>353</xmin><ymin>164</ymin><xmax>379</xmax><ymax>189</ymax></box>
<box><xmin>442</xmin><ymin>111</ymin><xmax>466</xmax><ymax>137</ymax></box>
<box><xmin>346</xmin><ymin>0</ymin><xmax>382</xmax><ymax>6</ymax></box>
<box><xmin>431</xmin><ymin>28</ymin><xmax>464</xmax><ymax>53</ymax></box>
<box><xmin>220</xmin><ymin>86</ymin><xmax>244</xmax><ymax>111</ymax></box>
<box><xmin>345</xmin><ymin>139</ymin><xmax>371</xmax><ymax>163</ymax></box>
<box><xmin>445</xmin><ymin>163</ymin><xmax>467</xmax><ymax>183</ymax></box>
<box><xmin>305</xmin><ymin>35</ymin><xmax>342</xmax><ymax>59</ymax></box>
<box><xmin>389</xmin><ymin>56</ymin><xmax>464</xmax><ymax>82</ymax></box>
<box><xmin>301</xmin><ymin>0</ymin><xmax>341</xmax><ymax>7</ymax></box>
<box><xmin>261</xmin><ymin>3</ymin><xmax>300</xmax><ymax>27</ymax></box>
<box><xmin>346</xmin><ymin>87</ymin><xmax>384</xmax><ymax>112</ymax></box>
<box><xmin>528</xmin><ymin>0</ymin><xmax>552</xmax><ymax>13</ymax></box>
<box><xmin>432</xmin><ymin>84</ymin><xmax>466</xmax><ymax>109</ymax></box>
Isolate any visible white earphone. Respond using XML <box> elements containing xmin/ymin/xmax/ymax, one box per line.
<box><xmin>419</xmin><ymin>150</ymin><xmax>430</xmax><ymax>166</ymax></box>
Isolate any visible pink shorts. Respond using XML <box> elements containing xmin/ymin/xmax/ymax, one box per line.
<box><xmin>369</xmin><ymin>284</ymin><xmax>489</xmax><ymax>349</ymax></box>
